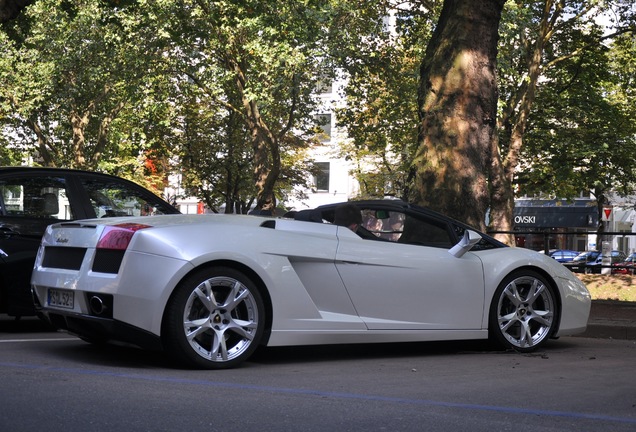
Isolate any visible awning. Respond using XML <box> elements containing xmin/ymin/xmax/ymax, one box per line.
<box><xmin>513</xmin><ymin>205</ymin><xmax>598</xmax><ymax>228</ymax></box>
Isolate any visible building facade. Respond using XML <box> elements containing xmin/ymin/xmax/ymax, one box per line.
<box><xmin>512</xmin><ymin>198</ymin><xmax>635</xmax><ymax>254</ymax></box>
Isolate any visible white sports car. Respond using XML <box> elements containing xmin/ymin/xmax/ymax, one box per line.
<box><xmin>31</xmin><ymin>200</ymin><xmax>591</xmax><ymax>369</ymax></box>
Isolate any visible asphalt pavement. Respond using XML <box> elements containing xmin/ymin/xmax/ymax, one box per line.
<box><xmin>581</xmin><ymin>300</ymin><xmax>636</xmax><ymax>340</ymax></box>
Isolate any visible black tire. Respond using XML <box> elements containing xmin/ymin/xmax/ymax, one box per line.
<box><xmin>489</xmin><ymin>270</ymin><xmax>558</xmax><ymax>352</ymax></box>
<box><xmin>163</xmin><ymin>267</ymin><xmax>265</xmax><ymax>369</ymax></box>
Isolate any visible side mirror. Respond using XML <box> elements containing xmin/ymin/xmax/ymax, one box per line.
<box><xmin>449</xmin><ymin>229</ymin><xmax>482</xmax><ymax>258</ymax></box>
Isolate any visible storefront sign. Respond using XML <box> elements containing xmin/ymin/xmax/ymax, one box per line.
<box><xmin>513</xmin><ymin>203</ymin><xmax>598</xmax><ymax>228</ymax></box>
<box><xmin>514</xmin><ymin>216</ymin><xmax>536</xmax><ymax>224</ymax></box>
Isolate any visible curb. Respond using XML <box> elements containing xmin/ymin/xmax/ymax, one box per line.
<box><xmin>579</xmin><ymin>321</ymin><xmax>636</xmax><ymax>340</ymax></box>
<box><xmin>576</xmin><ymin>300</ymin><xmax>636</xmax><ymax>341</ymax></box>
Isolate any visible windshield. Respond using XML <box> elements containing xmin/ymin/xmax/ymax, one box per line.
<box><xmin>573</xmin><ymin>251</ymin><xmax>599</xmax><ymax>262</ymax></box>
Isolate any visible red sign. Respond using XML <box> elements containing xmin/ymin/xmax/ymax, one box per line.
<box><xmin>602</xmin><ymin>207</ymin><xmax>612</xmax><ymax>221</ymax></box>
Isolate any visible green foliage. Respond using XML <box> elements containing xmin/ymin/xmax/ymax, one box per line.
<box><xmin>329</xmin><ymin>0</ymin><xmax>636</xmax><ymax>220</ymax></box>
<box><xmin>151</xmin><ymin>0</ymin><xmax>333</xmax><ymax>211</ymax></box>
<box><xmin>0</xmin><ymin>0</ymin><xmax>167</xmax><ymax>172</ymax></box>
<box><xmin>0</xmin><ymin>0</ymin><xmax>329</xmax><ymax>210</ymax></box>
<box><xmin>514</xmin><ymin>9</ymin><xmax>636</xmax><ymax>203</ymax></box>
<box><xmin>330</xmin><ymin>2</ymin><xmax>438</xmax><ymax>199</ymax></box>
<box><xmin>0</xmin><ymin>134</ymin><xmax>22</xmax><ymax>165</ymax></box>
<box><xmin>1</xmin><ymin>0</ymin><xmax>635</xmax><ymax>216</ymax></box>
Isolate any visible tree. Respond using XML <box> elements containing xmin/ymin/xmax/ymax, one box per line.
<box><xmin>399</xmin><ymin>0</ymin><xmax>635</xmax><ymax>239</ymax></box>
<box><xmin>0</xmin><ymin>0</ymin><xmax>165</xmax><ymax>174</ymax></box>
<box><xmin>331</xmin><ymin>1</ymin><xmax>437</xmax><ymax>200</ymax></box>
<box><xmin>410</xmin><ymin>0</ymin><xmax>505</xmax><ymax>231</ymax></box>
<box><xmin>1</xmin><ymin>0</ymin><xmax>333</xmax><ymax>210</ymax></box>
<box><xmin>157</xmin><ymin>0</ymin><xmax>333</xmax><ymax>212</ymax></box>
<box><xmin>5</xmin><ymin>0</ymin><xmax>634</xmax><ymax>222</ymax></box>
<box><xmin>490</xmin><ymin>0</ymin><xmax>636</xmax><ymax>242</ymax></box>
<box><xmin>518</xmin><ymin>30</ymin><xmax>636</xmax><ymax>232</ymax></box>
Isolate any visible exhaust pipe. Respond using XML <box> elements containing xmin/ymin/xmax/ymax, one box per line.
<box><xmin>89</xmin><ymin>296</ymin><xmax>106</xmax><ymax>316</ymax></box>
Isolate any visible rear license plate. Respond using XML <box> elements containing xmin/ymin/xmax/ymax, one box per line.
<box><xmin>48</xmin><ymin>289</ymin><xmax>74</xmax><ymax>309</ymax></box>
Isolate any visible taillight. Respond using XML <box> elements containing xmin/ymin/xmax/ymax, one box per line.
<box><xmin>96</xmin><ymin>223</ymin><xmax>151</xmax><ymax>250</ymax></box>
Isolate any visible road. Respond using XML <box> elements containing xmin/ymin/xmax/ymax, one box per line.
<box><xmin>1</xmin><ymin>315</ymin><xmax>635</xmax><ymax>432</ymax></box>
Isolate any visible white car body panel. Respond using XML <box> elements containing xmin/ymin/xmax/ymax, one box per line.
<box><xmin>31</xmin><ymin>208</ymin><xmax>591</xmax><ymax>356</ymax></box>
<box><xmin>474</xmin><ymin>247</ymin><xmax>590</xmax><ymax>336</ymax></box>
<box><xmin>334</xmin><ymin>228</ymin><xmax>485</xmax><ymax>330</ymax></box>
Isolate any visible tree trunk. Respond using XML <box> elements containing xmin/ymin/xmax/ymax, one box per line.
<box><xmin>488</xmin><ymin>131</ymin><xmax>515</xmax><ymax>244</ymax></box>
<box><xmin>90</xmin><ymin>101</ymin><xmax>125</xmax><ymax>168</ymax></box>
<box><xmin>411</xmin><ymin>0</ymin><xmax>505</xmax><ymax>231</ymax></box>
<box><xmin>231</xmin><ymin>59</ymin><xmax>280</xmax><ymax>213</ymax></box>
<box><xmin>489</xmin><ymin>0</ymin><xmax>560</xmax><ymax>245</ymax></box>
<box><xmin>251</xmin><ymin>126</ymin><xmax>280</xmax><ymax>212</ymax></box>
<box><xmin>594</xmin><ymin>187</ymin><xmax>608</xmax><ymax>236</ymax></box>
<box><xmin>70</xmin><ymin>110</ymin><xmax>89</xmax><ymax>168</ymax></box>
<box><xmin>26</xmin><ymin>117</ymin><xmax>55</xmax><ymax>167</ymax></box>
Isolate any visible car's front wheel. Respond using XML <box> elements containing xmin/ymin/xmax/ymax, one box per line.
<box><xmin>489</xmin><ymin>271</ymin><xmax>558</xmax><ymax>352</ymax></box>
<box><xmin>163</xmin><ymin>267</ymin><xmax>265</xmax><ymax>369</ymax></box>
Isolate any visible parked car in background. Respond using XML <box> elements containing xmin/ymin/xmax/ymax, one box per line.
<box><xmin>31</xmin><ymin>199</ymin><xmax>591</xmax><ymax>369</ymax></box>
<box><xmin>563</xmin><ymin>251</ymin><xmax>600</xmax><ymax>273</ymax></box>
<box><xmin>547</xmin><ymin>249</ymin><xmax>579</xmax><ymax>263</ymax></box>
<box><xmin>564</xmin><ymin>250</ymin><xmax>628</xmax><ymax>274</ymax></box>
<box><xmin>0</xmin><ymin>167</ymin><xmax>180</xmax><ymax>317</ymax></box>
<box><xmin>612</xmin><ymin>252</ymin><xmax>636</xmax><ymax>275</ymax></box>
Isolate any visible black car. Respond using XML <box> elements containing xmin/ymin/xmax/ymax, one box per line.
<box><xmin>547</xmin><ymin>249</ymin><xmax>579</xmax><ymax>263</ymax></box>
<box><xmin>0</xmin><ymin>167</ymin><xmax>180</xmax><ymax>317</ymax></box>
<box><xmin>564</xmin><ymin>250</ymin><xmax>628</xmax><ymax>274</ymax></box>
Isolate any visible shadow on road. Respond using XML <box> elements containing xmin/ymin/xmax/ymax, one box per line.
<box><xmin>0</xmin><ymin>314</ymin><xmax>55</xmax><ymax>333</ymax></box>
<box><xmin>3</xmin><ymin>312</ymin><xmax>582</xmax><ymax>371</ymax></box>
<box><xmin>247</xmin><ymin>339</ymin><xmax>514</xmax><ymax>367</ymax></box>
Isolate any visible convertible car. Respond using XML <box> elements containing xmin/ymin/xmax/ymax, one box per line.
<box><xmin>31</xmin><ymin>200</ymin><xmax>591</xmax><ymax>369</ymax></box>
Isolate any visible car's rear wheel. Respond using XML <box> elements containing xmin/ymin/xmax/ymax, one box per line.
<box><xmin>489</xmin><ymin>271</ymin><xmax>558</xmax><ymax>352</ymax></box>
<box><xmin>163</xmin><ymin>267</ymin><xmax>265</xmax><ymax>369</ymax></box>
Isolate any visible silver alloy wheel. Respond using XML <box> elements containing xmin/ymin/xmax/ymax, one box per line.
<box><xmin>183</xmin><ymin>276</ymin><xmax>260</xmax><ymax>363</ymax></box>
<box><xmin>495</xmin><ymin>274</ymin><xmax>556</xmax><ymax>350</ymax></box>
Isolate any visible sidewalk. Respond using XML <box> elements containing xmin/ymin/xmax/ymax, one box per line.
<box><xmin>578</xmin><ymin>300</ymin><xmax>636</xmax><ymax>340</ymax></box>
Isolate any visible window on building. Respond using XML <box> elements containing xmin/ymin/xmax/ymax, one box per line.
<box><xmin>381</xmin><ymin>15</ymin><xmax>391</xmax><ymax>32</ymax></box>
<box><xmin>313</xmin><ymin>162</ymin><xmax>330</xmax><ymax>192</ymax></box>
<box><xmin>314</xmin><ymin>114</ymin><xmax>332</xmax><ymax>142</ymax></box>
